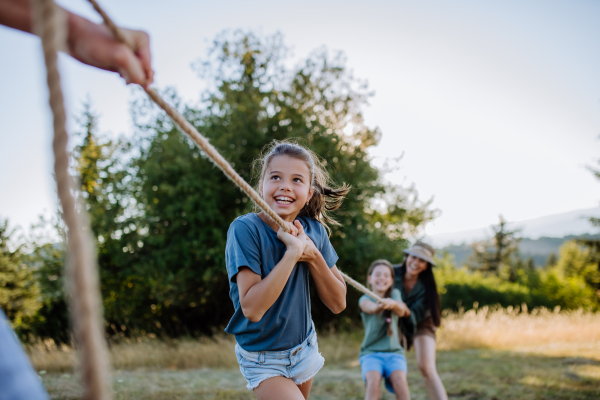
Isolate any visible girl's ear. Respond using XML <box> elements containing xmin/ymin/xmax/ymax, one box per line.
<box><xmin>367</xmin><ymin>275</ymin><xmax>372</xmax><ymax>285</ymax></box>
<box><xmin>307</xmin><ymin>186</ymin><xmax>315</xmax><ymax>202</ymax></box>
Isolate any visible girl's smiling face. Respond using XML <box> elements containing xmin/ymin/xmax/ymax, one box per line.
<box><xmin>368</xmin><ymin>264</ymin><xmax>393</xmax><ymax>294</ymax></box>
<box><xmin>260</xmin><ymin>155</ymin><xmax>314</xmax><ymax>222</ymax></box>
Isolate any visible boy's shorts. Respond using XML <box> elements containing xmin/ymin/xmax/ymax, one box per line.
<box><xmin>234</xmin><ymin>323</ymin><xmax>324</xmax><ymax>390</ymax></box>
<box><xmin>359</xmin><ymin>352</ymin><xmax>407</xmax><ymax>393</ymax></box>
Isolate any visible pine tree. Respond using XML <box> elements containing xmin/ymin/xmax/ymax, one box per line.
<box><xmin>467</xmin><ymin>215</ymin><xmax>521</xmax><ymax>279</ymax></box>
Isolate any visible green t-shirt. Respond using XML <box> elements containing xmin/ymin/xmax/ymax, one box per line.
<box><xmin>359</xmin><ymin>288</ymin><xmax>405</xmax><ymax>358</ymax></box>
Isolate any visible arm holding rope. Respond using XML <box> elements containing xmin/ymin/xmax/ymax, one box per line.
<box><xmin>237</xmin><ymin>224</ymin><xmax>304</xmax><ymax>322</ymax></box>
<box><xmin>379</xmin><ymin>298</ymin><xmax>411</xmax><ymax>318</ymax></box>
<box><xmin>0</xmin><ymin>0</ymin><xmax>153</xmax><ymax>87</ymax></box>
<box><xmin>296</xmin><ymin>222</ymin><xmax>347</xmax><ymax>314</ymax></box>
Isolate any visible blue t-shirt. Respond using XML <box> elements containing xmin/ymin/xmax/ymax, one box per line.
<box><xmin>224</xmin><ymin>213</ymin><xmax>338</xmax><ymax>351</ymax></box>
<box><xmin>0</xmin><ymin>308</ymin><xmax>49</xmax><ymax>400</ymax></box>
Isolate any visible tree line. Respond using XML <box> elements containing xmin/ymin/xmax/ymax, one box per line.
<box><xmin>1</xmin><ymin>31</ymin><xmax>433</xmax><ymax>343</ymax></box>
<box><xmin>1</xmin><ymin>31</ymin><xmax>598</xmax><ymax>344</ymax></box>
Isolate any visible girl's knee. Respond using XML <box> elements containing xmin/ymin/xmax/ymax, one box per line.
<box><xmin>366</xmin><ymin>376</ymin><xmax>382</xmax><ymax>388</ymax></box>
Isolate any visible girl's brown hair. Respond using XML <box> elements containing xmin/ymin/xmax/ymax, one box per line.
<box><xmin>253</xmin><ymin>140</ymin><xmax>350</xmax><ymax>234</ymax></box>
<box><xmin>366</xmin><ymin>259</ymin><xmax>395</xmax><ymax>336</ymax></box>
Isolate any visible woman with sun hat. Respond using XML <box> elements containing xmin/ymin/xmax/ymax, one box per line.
<box><xmin>394</xmin><ymin>241</ymin><xmax>448</xmax><ymax>400</ymax></box>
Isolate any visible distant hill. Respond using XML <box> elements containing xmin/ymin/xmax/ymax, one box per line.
<box><xmin>425</xmin><ymin>207</ymin><xmax>600</xmax><ymax>248</ymax></box>
<box><xmin>439</xmin><ymin>233</ymin><xmax>600</xmax><ymax>267</ymax></box>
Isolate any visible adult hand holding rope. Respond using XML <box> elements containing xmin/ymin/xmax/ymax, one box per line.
<box><xmin>0</xmin><ymin>0</ymin><xmax>153</xmax><ymax>87</ymax></box>
<box><xmin>0</xmin><ymin>1</ymin><xmax>154</xmax><ymax>399</ymax></box>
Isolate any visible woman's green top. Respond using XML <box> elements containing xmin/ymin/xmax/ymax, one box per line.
<box><xmin>393</xmin><ymin>265</ymin><xmax>428</xmax><ymax>337</ymax></box>
<box><xmin>359</xmin><ymin>288</ymin><xmax>405</xmax><ymax>358</ymax></box>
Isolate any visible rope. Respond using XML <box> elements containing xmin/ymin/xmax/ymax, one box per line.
<box><xmin>339</xmin><ymin>271</ymin><xmax>384</xmax><ymax>302</ymax></box>
<box><xmin>85</xmin><ymin>0</ymin><xmax>289</xmax><ymax>234</ymax></box>
<box><xmin>34</xmin><ymin>0</ymin><xmax>111</xmax><ymax>399</ymax></box>
<box><xmin>85</xmin><ymin>0</ymin><xmax>393</xmax><ymax>305</ymax></box>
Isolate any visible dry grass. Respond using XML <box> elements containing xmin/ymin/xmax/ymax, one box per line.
<box><xmin>31</xmin><ymin>308</ymin><xmax>600</xmax><ymax>399</ymax></box>
<box><xmin>436</xmin><ymin>306</ymin><xmax>600</xmax><ymax>351</ymax></box>
<box><xmin>28</xmin><ymin>307</ymin><xmax>600</xmax><ymax>373</ymax></box>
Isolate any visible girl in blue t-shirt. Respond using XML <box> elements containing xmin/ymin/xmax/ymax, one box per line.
<box><xmin>225</xmin><ymin>141</ymin><xmax>350</xmax><ymax>399</ymax></box>
<box><xmin>359</xmin><ymin>260</ymin><xmax>411</xmax><ymax>400</ymax></box>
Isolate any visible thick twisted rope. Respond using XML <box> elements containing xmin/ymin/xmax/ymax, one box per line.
<box><xmin>85</xmin><ymin>0</ymin><xmax>386</xmax><ymax>303</ymax></box>
<box><xmin>34</xmin><ymin>0</ymin><xmax>111</xmax><ymax>399</ymax></box>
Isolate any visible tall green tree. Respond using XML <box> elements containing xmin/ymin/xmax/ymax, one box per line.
<box><xmin>0</xmin><ymin>218</ymin><xmax>40</xmax><ymax>333</ymax></box>
<box><xmin>106</xmin><ymin>30</ymin><xmax>434</xmax><ymax>334</ymax></box>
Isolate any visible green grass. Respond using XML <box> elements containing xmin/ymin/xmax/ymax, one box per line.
<box><xmin>41</xmin><ymin>344</ymin><xmax>600</xmax><ymax>400</ymax></box>
<box><xmin>35</xmin><ymin>310</ymin><xmax>600</xmax><ymax>399</ymax></box>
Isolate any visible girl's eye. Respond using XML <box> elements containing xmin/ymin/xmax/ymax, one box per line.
<box><xmin>271</xmin><ymin>175</ymin><xmax>280</xmax><ymax>180</ymax></box>
<box><xmin>293</xmin><ymin>178</ymin><xmax>303</xmax><ymax>183</ymax></box>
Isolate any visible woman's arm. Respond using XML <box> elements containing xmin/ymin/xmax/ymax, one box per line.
<box><xmin>296</xmin><ymin>222</ymin><xmax>346</xmax><ymax>314</ymax></box>
<box><xmin>236</xmin><ymin>227</ymin><xmax>304</xmax><ymax>322</ymax></box>
<box><xmin>0</xmin><ymin>0</ymin><xmax>153</xmax><ymax>87</ymax></box>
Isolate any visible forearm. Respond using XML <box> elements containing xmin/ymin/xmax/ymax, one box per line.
<box><xmin>360</xmin><ymin>299</ymin><xmax>382</xmax><ymax>314</ymax></box>
<box><xmin>391</xmin><ymin>301</ymin><xmax>410</xmax><ymax>318</ymax></box>
<box><xmin>240</xmin><ymin>251</ymin><xmax>300</xmax><ymax>322</ymax></box>
<box><xmin>309</xmin><ymin>259</ymin><xmax>346</xmax><ymax>314</ymax></box>
<box><xmin>0</xmin><ymin>0</ymin><xmax>34</xmax><ymax>32</ymax></box>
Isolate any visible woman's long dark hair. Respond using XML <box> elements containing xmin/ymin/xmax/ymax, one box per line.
<box><xmin>399</xmin><ymin>261</ymin><xmax>441</xmax><ymax>327</ymax></box>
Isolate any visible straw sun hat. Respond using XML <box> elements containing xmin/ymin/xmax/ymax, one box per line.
<box><xmin>403</xmin><ymin>241</ymin><xmax>436</xmax><ymax>266</ymax></box>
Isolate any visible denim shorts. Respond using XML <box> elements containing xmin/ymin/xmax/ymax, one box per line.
<box><xmin>234</xmin><ymin>324</ymin><xmax>325</xmax><ymax>390</ymax></box>
<box><xmin>359</xmin><ymin>352</ymin><xmax>407</xmax><ymax>393</ymax></box>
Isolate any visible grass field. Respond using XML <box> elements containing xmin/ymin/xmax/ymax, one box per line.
<box><xmin>31</xmin><ymin>308</ymin><xmax>600</xmax><ymax>399</ymax></box>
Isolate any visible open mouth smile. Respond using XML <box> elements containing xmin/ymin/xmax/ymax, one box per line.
<box><xmin>274</xmin><ymin>196</ymin><xmax>295</xmax><ymax>206</ymax></box>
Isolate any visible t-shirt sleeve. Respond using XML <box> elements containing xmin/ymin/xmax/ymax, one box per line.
<box><xmin>317</xmin><ymin>223</ymin><xmax>338</xmax><ymax>268</ymax></box>
<box><xmin>225</xmin><ymin>218</ymin><xmax>262</xmax><ymax>282</ymax></box>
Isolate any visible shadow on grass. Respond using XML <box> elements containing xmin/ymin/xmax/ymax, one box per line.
<box><xmin>42</xmin><ymin>349</ymin><xmax>600</xmax><ymax>400</ymax></box>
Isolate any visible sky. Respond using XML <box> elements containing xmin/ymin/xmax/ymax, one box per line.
<box><xmin>1</xmin><ymin>0</ymin><xmax>599</xmax><ymax>238</ymax></box>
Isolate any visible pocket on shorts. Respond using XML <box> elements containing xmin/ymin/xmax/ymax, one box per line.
<box><xmin>235</xmin><ymin>345</ymin><xmax>259</xmax><ymax>368</ymax></box>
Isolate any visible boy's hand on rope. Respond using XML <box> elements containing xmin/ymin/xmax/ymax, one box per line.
<box><xmin>66</xmin><ymin>12</ymin><xmax>154</xmax><ymax>87</ymax></box>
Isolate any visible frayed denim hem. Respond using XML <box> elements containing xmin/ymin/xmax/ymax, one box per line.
<box><xmin>246</xmin><ymin>373</ymin><xmax>285</xmax><ymax>391</ymax></box>
<box><xmin>294</xmin><ymin>353</ymin><xmax>325</xmax><ymax>386</ymax></box>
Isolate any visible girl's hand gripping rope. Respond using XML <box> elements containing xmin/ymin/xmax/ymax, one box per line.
<box><xmin>276</xmin><ymin>221</ymin><xmax>305</xmax><ymax>260</ymax></box>
<box><xmin>296</xmin><ymin>220</ymin><xmax>320</xmax><ymax>264</ymax></box>
<box><xmin>378</xmin><ymin>298</ymin><xmax>411</xmax><ymax>318</ymax></box>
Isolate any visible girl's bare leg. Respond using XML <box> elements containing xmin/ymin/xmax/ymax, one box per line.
<box><xmin>414</xmin><ymin>335</ymin><xmax>448</xmax><ymax>400</ymax></box>
<box><xmin>388</xmin><ymin>370</ymin><xmax>411</xmax><ymax>400</ymax></box>
<box><xmin>253</xmin><ymin>376</ymin><xmax>305</xmax><ymax>400</ymax></box>
<box><xmin>364</xmin><ymin>371</ymin><xmax>383</xmax><ymax>400</ymax></box>
<box><xmin>296</xmin><ymin>377</ymin><xmax>313</xmax><ymax>399</ymax></box>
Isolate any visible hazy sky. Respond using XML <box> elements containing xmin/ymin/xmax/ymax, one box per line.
<box><xmin>1</xmin><ymin>0</ymin><xmax>599</xmax><ymax>237</ymax></box>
